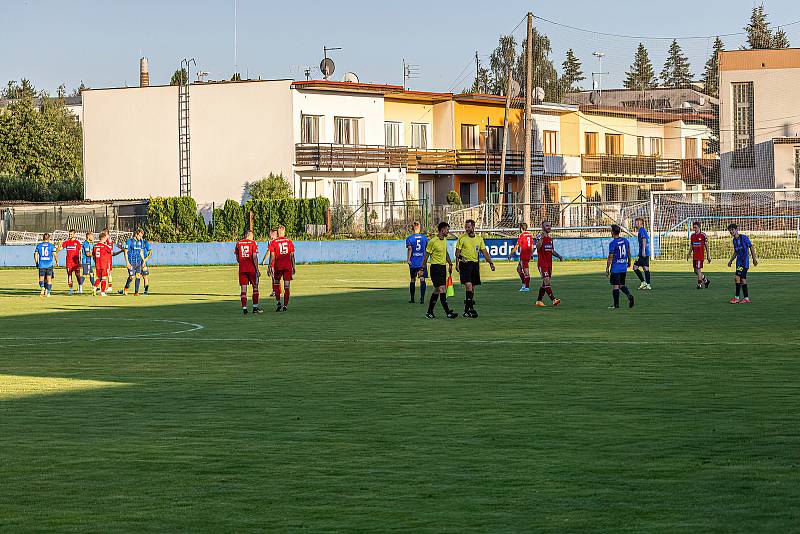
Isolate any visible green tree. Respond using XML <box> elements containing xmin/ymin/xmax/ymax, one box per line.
<box><xmin>744</xmin><ymin>4</ymin><xmax>773</xmax><ymax>49</ymax></box>
<box><xmin>488</xmin><ymin>35</ymin><xmax>517</xmax><ymax>95</ymax></box>
<box><xmin>624</xmin><ymin>43</ymin><xmax>658</xmax><ymax>91</ymax></box>
<box><xmin>230</xmin><ymin>72</ymin><xmax>242</xmax><ymax>81</ymax></box>
<box><xmin>772</xmin><ymin>28</ymin><xmax>791</xmax><ymax>49</ymax></box>
<box><xmin>244</xmin><ymin>173</ymin><xmax>292</xmax><ymax>200</ymax></box>
<box><xmin>561</xmin><ymin>49</ymin><xmax>585</xmax><ymax>92</ymax></box>
<box><xmin>170</xmin><ymin>68</ymin><xmax>188</xmax><ymax>86</ymax></box>
<box><xmin>468</xmin><ymin>64</ymin><xmax>490</xmax><ymax>93</ymax></box>
<box><xmin>514</xmin><ymin>28</ymin><xmax>562</xmax><ymax>102</ymax></box>
<box><xmin>3</xmin><ymin>79</ymin><xmax>38</xmax><ymax>99</ymax></box>
<box><xmin>71</xmin><ymin>82</ymin><xmax>88</xmax><ymax>97</ymax></box>
<box><xmin>660</xmin><ymin>39</ymin><xmax>693</xmax><ymax>88</ymax></box>
<box><xmin>702</xmin><ymin>37</ymin><xmax>725</xmax><ymax>98</ymax></box>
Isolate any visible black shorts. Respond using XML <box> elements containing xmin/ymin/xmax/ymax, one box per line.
<box><xmin>459</xmin><ymin>261</ymin><xmax>481</xmax><ymax>286</ymax></box>
<box><xmin>409</xmin><ymin>266</ymin><xmax>428</xmax><ymax>280</ymax></box>
<box><xmin>634</xmin><ymin>256</ymin><xmax>649</xmax><ymax>268</ymax></box>
<box><xmin>735</xmin><ymin>266</ymin><xmax>749</xmax><ymax>279</ymax></box>
<box><xmin>38</xmin><ymin>267</ymin><xmax>54</xmax><ymax>278</ymax></box>
<box><xmin>430</xmin><ymin>264</ymin><xmax>447</xmax><ymax>287</ymax></box>
<box><xmin>609</xmin><ymin>272</ymin><xmax>627</xmax><ymax>286</ymax></box>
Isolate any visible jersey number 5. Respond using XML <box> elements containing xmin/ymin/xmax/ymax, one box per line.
<box><xmin>279</xmin><ymin>242</ymin><xmax>289</xmax><ymax>255</ymax></box>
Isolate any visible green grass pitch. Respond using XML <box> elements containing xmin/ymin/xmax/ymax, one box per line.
<box><xmin>1</xmin><ymin>260</ymin><xmax>799</xmax><ymax>532</ymax></box>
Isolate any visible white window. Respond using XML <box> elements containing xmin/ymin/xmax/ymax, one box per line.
<box><xmin>334</xmin><ymin>117</ymin><xmax>361</xmax><ymax>145</ymax></box>
<box><xmin>301</xmin><ymin>115</ymin><xmax>321</xmax><ymax>144</ymax></box>
<box><xmin>300</xmin><ymin>179</ymin><xmax>319</xmax><ymax>198</ymax></box>
<box><xmin>384</xmin><ymin>181</ymin><xmax>396</xmax><ymax>203</ymax></box>
<box><xmin>333</xmin><ymin>181</ymin><xmax>350</xmax><ymax>205</ymax></box>
<box><xmin>461</xmin><ymin>124</ymin><xmax>479</xmax><ymax>150</ymax></box>
<box><xmin>637</xmin><ymin>136</ymin><xmax>646</xmax><ymax>156</ymax></box>
<box><xmin>411</xmin><ymin>123</ymin><xmax>429</xmax><ymax>149</ymax></box>
<box><xmin>384</xmin><ymin>122</ymin><xmax>401</xmax><ymax>147</ymax></box>
<box><xmin>649</xmin><ymin>137</ymin><xmax>663</xmax><ymax>157</ymax></box>
<box><xmin>358</xmin><ymin>183</ymin><xmax>372</xmax><ymax>205</ymax></box>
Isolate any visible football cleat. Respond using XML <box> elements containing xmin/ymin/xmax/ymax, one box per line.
<box><xmin>628</xmin><ymin>295</ymin><xmax>635</xmax><ymax>308</ymax></box>
<box><xmin>282</xmin><ymin>306</ymin><xmax>288</xmax><ymax>312</ymax></box>
<box><xmin>253</xmin><ymin>307</ymin><xmax>264</xmax><ymax>314</ymax></box>
<box><xmin>243</xmin><ymin>308</ymin><xmax>249</xmax><ymax>315</ymax></box>
<box><xmin>425</xmin><ymin>312</ymin><xmax>436</xmax><ymax>319</ymax></box>
<box><xmin>638</xmin><ymin>282</ymin><xmax>647</xmax><ymax>290</ymax></box>
<box><xmin>704</xmin><ymin>279</ymin><xmax>711</xmax><ymax>288</ymax></box>
<box><xmin>552</xmin><ymin>298</ymin><xmax>561</xmax><ymax>307</ymax></box>
<box><xmin>68</xmin><ymin>289</ymin><xmax>73</xmax><ymax>296</ymax></box>
<box><xmin>469</xmin><ymin>309</ymin><xmax>478</xmax><ymax>318</ymax></box>
<box><xmin>535</xmin><ymin>301</ymin><xmax>546</xmax><ymax>307</ymax></box>
<box><xmin>729</xmin><ymin>297</ymin><xmax>740</xmax><ymax>304</ymax></box>
<box><xmin>697</xmin><ymin>284</ymin><xmax>702</xmax><ymax>290</ymax></box>
<box><xmin>644</xmin><ymin>284</ymin><xmax>652</xmax><ymax>290</ymax></box>
<box><xmin>608</xmin><ymin>305</ymin><xmax>618</xmax><ymax>310</ymax></box>
<box><xmin>40</xmin><ymin>288</ymin><xmax>46</xmax><ymax>297</ymax></box>
<box><xmin>100</xmin><ymin>292</ymin><xmax>107</xmax><ymax>297</ymax></box>
<box><xmin>276</xmin><ymin>303</ymin><xmax>283</xmax><ymax>312</ymax></box>
<box><xmin>518</xmin><ymin>286</ymin><xmax>527</xmax><ymax>292</ymax></box>
<box><xmin>739</xmin><ymin>298</ymin><xmax>751</xmax><ymax>304</ymax></box>
<box><xmin>446</xmin><ymin>311</ymin><xmax>458</xmax><ymax>319</ymax></box>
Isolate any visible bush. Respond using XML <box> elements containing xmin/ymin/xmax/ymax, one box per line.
<box><xmin>147</xmin><ymin>197</ymin><xmax>209</xmax><ymax>242</ymax></box>
<box><xmin>244</xmin><ymin>173</ymin><xmax>292</xmax><ymax>201</ymax></box>
<box><xmin>211</xmin><ymin>199</ymin><xmax>245</xmax><ymax>241</ymax></box>
<box><xmin>0</xmin><ymin>174</ymin><xmax>82</xmax><ymax>202</ymax></box>
<box><xmin>244</xmin><ymin>197</ymin><xmax>329</xmax><ymax>239</ymax></box>
<box><xmin>447</xmin><ymin>190</ymin><xmax>463</xmax><ymax>206</ymax></box>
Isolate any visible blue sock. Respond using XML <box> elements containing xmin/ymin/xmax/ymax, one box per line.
<box><xmin>39</xmin><ymin>281</ymin><xmax>44</xmax><ymax>288</ymax></box>
<box><xmin>90</xmin><ymin>275</ymin><xmax>96</xmax><ymax>286</ymax></box>
<box><xmin>46</xmin><ymin>283</ymin><xmax>52</xmax><ymax>293</ymax></box>
<box><xmin>135</xmin><ymin>278</ymin><xmax>141</xmax><ymax>293</ymax></box>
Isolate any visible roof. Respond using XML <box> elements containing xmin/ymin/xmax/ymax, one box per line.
<box><xmin>291</xmin><ymin>80</ymin><xmax>403</xmax><ymax>94</ymax></box>
<box><xmin>563</xmin><ymin>87</ymin><xmax>716</xmax><ymax>113</ymax></box>
<box><xmin>384</xmin><ymin>89</ymin><xmax>453</xmax><ymax>103</ymax></box>
<box><xmin>579</xmin><ymin>104</ymin><xmax>714</xmax><ymax>123</ymax></box>
<box><xmin>0</xmin><ymin>95</ymin><xmax>82</xmax><ymax>107</ymax></box>
<box><xmin>719</xmin><ymin>48</ymin><xmax>800</xmax><ymax>71</ymax></box>
<box><xmin>773</xmin><ymin>137</ymin><xmax>800</xmax><ymax>144</ymax></box>
<box><xmin>0</xmin><ymin>198</ymin><xmax>146</xmax><ymax>208</ymax></box>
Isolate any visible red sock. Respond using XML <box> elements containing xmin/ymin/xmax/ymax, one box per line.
<box><xmin>101</xmin><ymin>280</ymin><xmax>107</xmax><ymax>292</ymax></box>
<box><xmin>545</xmin><ymin>286</ymin><xmax>555</xmax><ymax>300</ymax></box>
<box><xmin>518</xmin><ymin>270</ymin><xmax>525</xmax><ymax>282</ymax></box>
<box><xmin>252</xmin><ymin>288</ymin><xmax>259</xmax><ymax>305</ymax></box>
<box><xmin>524</xmin><ymin>275</ymin><xmax>530</xmax><ymax>288</ymax></box>
<box><xmin>537</xmin><ymin>286</ymin><xmax>546</xmax><ymax>300</ymax></box>
<box><xmin>273</xmin><ymin>283</ymin><xmax>281</xmax><ymax>300</ymax></box>
<box><xmin>283</xmin><ymin>288</ymin><xmax>290</xmax><ymax>307</ymax></box>
<box><xmin>94</xmin><ymin>278</ymin><xmax>101</xmax><ymax>288</ymax></box>
<box><xmin>240</xmin><ymin>290</ymin><xmax>247</xmax><ymax>308</ymax></box>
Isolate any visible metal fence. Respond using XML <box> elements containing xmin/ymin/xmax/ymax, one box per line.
<box><xmin>330</xmin><ymin>200</ymin><xmax>429</xmax><ymax>236</ymax></box>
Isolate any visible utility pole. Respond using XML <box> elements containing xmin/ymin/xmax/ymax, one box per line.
<box><xmin>522</xmin><ymin>12</ymin><xmax>533</xmax><ymax>225</ymax></box>
<box><xmin>475</xmin><ymin>51</ymin><xmax>480</xmax><ymax>92</ymax></box>
<box><xmin>498</xmin><ymin>61</ymin><xmax>514</xmax><ymax>222</ymax></box>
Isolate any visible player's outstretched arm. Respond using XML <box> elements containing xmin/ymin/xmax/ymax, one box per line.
<box><xmin>481</xmin><ymin>247</ymin><xmax>495</xmax><ymax>271</ymax></box>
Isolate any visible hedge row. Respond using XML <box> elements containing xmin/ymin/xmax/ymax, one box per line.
<box><xmin>0</xmin><ymin>174</ymin><xmax>82</xmax><ymax>202</ymax></box>
<box><xmin>146</xmin><ymin>196</ymin><xmax>330</xmax><ymax>242</ymax></box>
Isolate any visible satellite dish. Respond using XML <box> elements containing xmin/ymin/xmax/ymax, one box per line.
<box><xmin>320</xmin><ymin>58</ymin><xmax>335</xmax><ymax>79</ymax></box>
<box><xmin>589</xmin><ymin>90</ymin><xmax>600</xmax><ymax>105</ymax></box>
<box><xmin>342</xmin><ymin>72</ymin><xmax>359</xmax><ymax>84</ymax></box>
<box><xmin>510</xmin><ymin>79</ymin><xmax>521</xmax><ymax>98</ymax></box>
<box><xmin>533</xmin><ymin>86</ymin><xmax>545</xmax><ymax>103</ymax></box>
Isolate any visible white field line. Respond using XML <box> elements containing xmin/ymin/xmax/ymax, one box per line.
<box><xmin>0</xmin><ymin>319</ymin><xmax>204</xmax><ymax>347</ymax></box>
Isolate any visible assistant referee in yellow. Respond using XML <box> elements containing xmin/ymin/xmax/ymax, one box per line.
<box><xmin>422</xmin><ymin>221</ymin><xmax>458</xmax><ymax>319</ymax></box>
<box><xmin>455</xmin><ymin>219</ymin><xmax>495</xmax><ymax>318</ymax></box>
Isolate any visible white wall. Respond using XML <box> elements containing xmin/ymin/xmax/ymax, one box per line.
<box><xmin>292</xmin><ymin>88</ymin><xmax>386</xmax><ymax>145</ymax></box>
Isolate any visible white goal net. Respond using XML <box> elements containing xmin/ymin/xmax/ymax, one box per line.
<box><xmin>650</xmin><ymin>189</ymin><xmax>800</xmax><ymax>260</ymax></box>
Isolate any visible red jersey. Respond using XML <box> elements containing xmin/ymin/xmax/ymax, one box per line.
<box><xmin>235</xmin><ymin>239</ymin><xmax>259</xmax><ymax>274</ymax></box>
<box><xmin>537</xmin><ymin>234</ymin><xmax>554</xmax><ymax>266</ymax></box>
<box><xmin>93</xmin><ymin>242</ymin><xmax>113</xmax><ymax>270</ymax></box>
<box><xmin>516</xmin><ymin>232</ymin><xmax>534</xmax><ymax>260</ymax></box>
<box><xmin>61</xmin><ymin>239</ymin><xmax>82</xmax><ymax>266</ymax></box>
<box><xmin>271</xmin><ymin>237</ymin><xmax>295</xmax><ymax>271</ymax></box>
<box><xmin>691</xmin><ymin>232</ymin><xmax>707</xmax><ymax>260</ymax></box>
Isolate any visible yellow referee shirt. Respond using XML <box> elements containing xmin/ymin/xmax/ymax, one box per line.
<box><xmin>455</xmin><ymin>234</ymin><xmax>485</xmax><ymax>262</ymax></box>
<box><xmin>425</xmin><ymin>236</ymin><xmax>449</xmax><ymax>265</ymax></box>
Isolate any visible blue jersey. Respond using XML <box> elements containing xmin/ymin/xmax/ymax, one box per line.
<box><xmin>141</xmin><ymin>240</ymin><xmax>152</xmax><ymax>262</ymax></box>
<box><xmin>35</xmin><ymin>242</ymin><xmax>57</xmax><ymax>268</ymax></box>
<box><xmin>637</xmin><ymin>227</ymin><xmax>650</xmax><ymax>257</ymax></box>
<box><xmin>81</xmin><ymin>240</ymin><xmax>94</xmax><ymax>265</ymax></box>
<box><xmin>733</xmin><ymin>234</ymin><xmax>752</xmax><ymax>268</ymax></box>
<box><xmin>406</xmin><ymin>233</ymin><xmax>428</xmax><ymax>268</ymax></box>
<box><xmin>124</xmin><ymin>238</ymin><xmax>144</xmax><ymax>264</ymax></box>
<box><xmin>609</xmin><ymin>237</ymin><xmax>631</xmax><ymax>273</ymax></box>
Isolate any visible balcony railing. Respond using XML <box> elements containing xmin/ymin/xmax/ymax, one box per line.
<box><xmin>581</xmin><ymin>155</ymin><xmax>682</xmax><ymax>177</ymax></box>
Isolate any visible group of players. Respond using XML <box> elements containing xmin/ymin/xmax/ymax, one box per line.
<box><xmin>404</xmin><ymin>216</ymin><xmax>760</xmax><ymax>318</ymax></box>
<box><xmin>33</xmin><ymin>228</ymin><xmax>152</xmax><ymax>297</ymax></box>
<box><xmin>234</xmin><ymin>225</ymin><xmax>296</xmax><ymax>315</ymax></box>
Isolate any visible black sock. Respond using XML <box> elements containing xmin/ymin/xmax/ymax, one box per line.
<box><xmin>428</xmin><ymin>293</ymin><xmax>439</xmax><ymax>314</ymax></box>
<box><xmin>634</xmin><ymin>269</ymin><xmax>644</xmax><ymax>282</ymax></box>
<box><xmin>613</xmin><ymin>289</ymin><xmax>620</xmax><ymax>308</ymax></box>
<box><xmin>644</xmin><ymin>270</ymin><xmax>651</xmax><ymax>284</ymax></box>
<box><xmin>419</xmin><ymin>281</ymin><xmax>426</xmax><ymax>301</ymax></box>
<box><xmin>537</xmin><ymin>286</ymin><xmax>546</xmax><ymax>300</ymax></box>
<box><xmin>735</xmin><ymin>283</ymin><xmax>741</xmax><ymax>297</ymax></box>
<box><xmin>620</xmin><ymin>286</ymin><xmax>631</xmax><ymax>297</ymax></box>
<box><xmin>124</xmin><ymin>276</ymin><xmax>132</xmax><ymax>290</ymax></box>
<box><xmin>440</xmin><ymin>294</ymin><xmax>451</xmax><ymax>314</ymax></box>
<box><xmin>409</xmin><ymin>282</ymin><xmax>416</xmax><ymax>301</ymax></box>
<box><xmin>742</xmin><ymin>284</ymin><xmax>748</xmax><ymax>298</ymax></box>
<box><xmin>145</xmin><ymin>285</ymin><xmax>149</xmax><ymax>292</ymax></box>
<box><xmin>465</xmin><ymin>290</ymin><xmax>474</xmax><ymax>312</ymax></box>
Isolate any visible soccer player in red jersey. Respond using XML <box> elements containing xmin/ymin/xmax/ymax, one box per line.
<box><xmin>508</xmin><ymin>222</ymin><xmax>534</xmax><ymax>292</ymax></box>
<box><xmin>269</xmin><ymin>225</ymin><xmax>296</xmax><ymax>312</ymax></box>
<box><xmin>235</xmin><ymin>230</ymin><xmax>262</xmax><ymax>315</ymax></box>
<box><xmin>535</xmin><ymin>220</ymin><xmax>564</xmax><ymax>307</ymax></box>
<box><xmin>686</xmin><ymin>221</ymin><xmax>712</xmax><ymax>289</ymax></box>
<box><xmin>92</xmin><ymin>231</ymin><xmax>114</xmax><ymax>296</ymax></box>
<box><xmin>57</xmin><ymin>229</ymin><xmax>84</xmax><ymax>295</ymax></box>
<box><xmin>260</xmin><ymin>228</ymin><xmax>279</xmax><ymax>296</ymax></box>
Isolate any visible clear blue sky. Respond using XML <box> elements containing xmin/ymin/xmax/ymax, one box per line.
<box><xmin>2</xmin><ymin>0</ymin><xmax>798</xmax><ymax>94</ymax></box>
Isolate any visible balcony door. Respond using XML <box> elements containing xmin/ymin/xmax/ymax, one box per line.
<box><xmin>301</xmin><ymin>115</ymin><xmax>321</xmax><ymax>144</ymax></box>
<box><xmin>461</xmin><ymin>125</ymin><xmax>479</xmax><ymax>150</ymax></box>
<box><xmin>334</xmin><ymin>117</ymin><xmax>361</xmax><ymax>145</ymax></box>
<box><xmin>487</xmin><ymin>126</ymin><xmax>503</xmax><ymax>152</ymax></box>
<box><xmin>384</xmin><ymin>122</ymin><xmax>401</xmax><ymax>147</ymax></box>
<box><xmin>685</xmin><ymin>138</ymin><xmax>698</xmax><ymax>159</ymax></box>
<box><xmin>585</xmin><ymin>132</ymin><xmax>598</xmax><ymax>155</ymax></box>
<box><xmin>605</xmin><ymin>134</ymin><xmax>622</xmax><ymax>156</ymax></box>
<box><xmin>796</xmin><ymin>148</ymin><xmax>800</xmax><ymax>188</ymax></box>
<box><xmin>358</xmin><ymin>182</ymin><xmax>372</xmax><ymax>206</ymax></box>
<box><xmin>333</xmin><ymin>181</ymin><xmax>350</xmax><ymax>205</ymax></box>
<box><xmin>411</xmin><ymin>123</ymin><xmax>429</xmax><ymax>149</ymax></box>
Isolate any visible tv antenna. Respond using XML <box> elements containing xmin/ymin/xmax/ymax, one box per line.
<box><xmin>321</xmin><ymin>46</ymin><xmax>341</xmax><ymax>80</ymax></box>
<box><xmin>403</xmin><ymin>59</ymin><xmax>420</xmax><ymax>90</ymax></box>
<box><xmin>196</xmin><ymin>71</ymin><xmax>210</xmax><ymax>82</ymax></box>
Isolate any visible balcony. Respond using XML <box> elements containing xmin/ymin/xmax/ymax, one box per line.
<box><xmin>581</xmin><ymin>155</ymin><xmax>682</xmax><ymax>178</ymax></box>
<box><xmin>295</xmin><ymin>143</ymin><xmax>407</xmax><ymax>171</ymax></box>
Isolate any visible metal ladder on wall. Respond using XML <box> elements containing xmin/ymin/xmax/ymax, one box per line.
<box><xmin>178</xmin><ymin>59</ymin><xmax>195</xmax><ymax>197</ymax></box>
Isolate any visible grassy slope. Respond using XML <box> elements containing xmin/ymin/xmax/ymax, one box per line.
<box><xmin>1</xmin><ymin>261</ymin><xmax>799</xmax><ymax>532</ymax></box>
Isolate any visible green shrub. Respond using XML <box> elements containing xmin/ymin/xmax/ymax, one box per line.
<box><xmin>0</xmin><ymin>174</ymin><xmax>82</xmax><ymax>202</ymax></box>
<box><xmin>147</xmin><ymin>196</ymin><xmax>209</xmax><ymax>242</ymax></box>
<box><xmin>211</xmin><ymin>199</ymin><xmax>245</xmax><ymax>241</ymax></box>
<box><xmin>244</xmin><ymin>173</ymin><xmax>292</xmax><ymax>200</ymax></box>
<box><xmin>447</xmin><ymin>190</ymin><xmax>463</xmax><ymax>206</ymax></box>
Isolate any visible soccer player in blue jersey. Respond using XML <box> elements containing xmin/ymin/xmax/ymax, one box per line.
<box><xmin>632</xmin><ymin>217</ymin><xmax>652</xmax><ymax>290</ymax></box>
<box><xmin>405</xmin><ymin>221</ymin><xmax>429</xmax><ymax>304</ymax></box>
<box><xmin>141</xmin><ymin>234</ymin><xmax>152</xmax><ymax>295</ymax></box>
<box><xmin>81</xmin><ymin>232</ymin><xmax>96</xmax><ymax>290</ymax></box>
<box><xmin>606</xmin><ymin>224</ymin><xmax>635</xmax><ymax>309</ymax></box>
<box><xmin>120</xmin><ymin>229</ymin><xmax>146</xmax><ymax>296</ymax></box>
<box><xmin>727</xmin><ymin>223</ymin><xmax>758</xmax><ymax>304</ymax></box>
<box><xmin>34</xmin><ymin>233</ymin><xmax>58</xmax><ymax>297</ymax></box>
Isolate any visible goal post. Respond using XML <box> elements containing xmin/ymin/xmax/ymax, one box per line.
<box><xmin>649</xmin><ymin>188</ymin><xmax>800</xmax><ymax>260</ymax></box>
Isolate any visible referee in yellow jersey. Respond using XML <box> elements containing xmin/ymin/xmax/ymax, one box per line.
<box><xmin>455</xmin><ymin>219</ymin><xmax>495</xmax><ymax>317</ymax></box>
<box><xmin>422</xmin><ymin>221</ymin><xmax>458</xmax><ymax>319</ymax></box>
